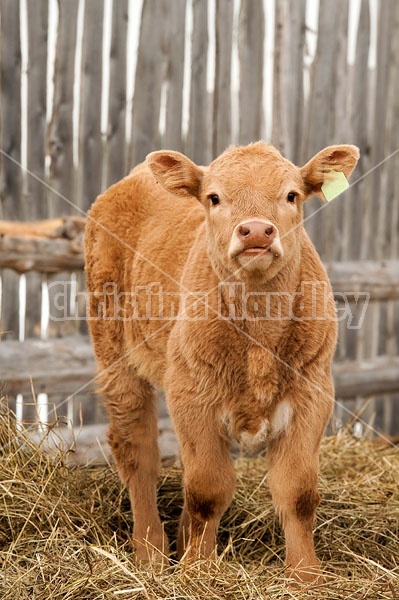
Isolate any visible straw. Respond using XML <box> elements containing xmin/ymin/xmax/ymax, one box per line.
<box><xmin>1</xmin><ymin>398</ymin><xmax>398</xmax><ymax>599</ymax></box>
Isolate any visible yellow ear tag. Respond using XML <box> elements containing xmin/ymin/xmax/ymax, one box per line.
<box><xmin>321</xmin><ymin>170</ymin><xmax>349</xmax><ymax>202</ymax></box>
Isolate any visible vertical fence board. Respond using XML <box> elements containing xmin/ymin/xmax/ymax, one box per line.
<box><xmin>106</xmin><ymin>0</ymin><xmax>128</xmax><ymax>187</ymax></box>
<box><xmin>336</xmin><ymin>0</ymin><xmax>370</xmax><ymax>399</ymax></box>
<box><xmin>348</xmin><ymin>0</ymin><xmax>370</xmax><ymax>261</ymax></box>
<box><xmin>302</xmin><ymin>0</ymin><xmax>342</xmax><ymax>253</ymax></box>
<box><xmin>164</xmin><ymin>0</ymin><xmax>186</xmax><ymax>151</ymax></box>
<box><xmin>387</xmin><ymin>2</ymin><xmax>399</xmax><ymax>265</ymax></box>
<box><xmin>0</xmin><ymin>0</ymin><xmax>22</xmax><ymax>220</ymax></box>
<box><xmin>76</xmin><ymin>270</ymin><xmax>88</xmax><ymax>336</ymax></box>
<box><xmin>0</xmin><ymin>270</ymin><xmax>20</xmax><ymax>340</ymax></box>
<box><xmin>48</xmin><ymin>0</ymin><xmax>79</xmax><ymax>217</ymax></box>
<box><xmin>380</xmin><ymin>0</ymin><xmax>399</xmax><ymax>262</ymax></box>
<box><xmin>213</xmin><ymin>0</ymin><xmax>234</xmax><ymax>157</ymax></box>
<box><xmin>371</xmin><ymin>0</ymin><xmax>395</xmax><ymax>259</ymax></box>
<box><xmin>302</xmin><ymin>0</ymin><xmax>341</xmax><ymax>157</ymax></box>
<box><xmin>47</xmin><ymin>0</ymin><xmax>80</xmax><ymax>348</ymax></box>
<box><xmin>186</xmin><ymin>0</ymin><xmax>209</xmax><ymax>164</ymax></box>
<box><xmin>0</xmin><ymin>1</ymin><xmax>22</xmax><ymax>340</ymax></box>
<box><xmin>78</xmin><ymin>0</ymin><xmax>104</xmax><ymax>212</ymax></box>
<box><xmin>382</xmin><ymin>1</ymin><xmax>399</xmax><ymax>436</ymax></box>
<box><xmin>46</xmin><ymin>271</ymin><xmax>76</xmax><ymax>338</ymax></box>
<box><xmin>26</xmin><ymin>0</ymin><xmax>48</xmax><ymax>219</ymax></box>
<box><xmin>289</xmin><ymin>0</ymin><xmax>306</xmax><ymax>164</ymax></box>
<box><xmin>24</xmin><ymin>272</ymin><xmax>44</xmax><ymax>339</ymax></box>
<box><xmin>272</xmin><ymin>0</ymin><xmax>305</xmax><ymax>162</ymax></box>
<box><xmin>130</xmin><ymin>0</ymin><xmax>168</xmax><ymax>166</ymax></box>
<box><xmin>25</xmin><ymin>0</ymin><xmax>49</xmax><ymax>339</ymax></box>
<box><xmin>361</xmin><ymin>0</ymin><xmax>395</xmax><ymax>432</ymax></box>
<box><xmin>238</xmin><ymin>0</ymin><xmax>264</xmax><ymax>147</ymax></box>
<box><xmin>326</xmin><ymin>0</ymin><xmax>348</xmax><ymax>263</ymax></box>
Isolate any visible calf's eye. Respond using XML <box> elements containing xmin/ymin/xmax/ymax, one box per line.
<box><xmin>287</xmin><ymin>192</ymin><xmax>297</xmax><ymax>203</ymax></box>
<box><xmin>209</xmin><ymin>194</ymin><xmax>220</xmax><ymax>206</ymax></box>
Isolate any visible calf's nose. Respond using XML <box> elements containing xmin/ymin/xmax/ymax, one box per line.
<box><xmin>237</xmin><ymin>220</ymin><xmax>277</xmax><ymax>248</ymax></box>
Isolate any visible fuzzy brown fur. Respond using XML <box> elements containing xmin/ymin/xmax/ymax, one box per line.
<box><xmin>85</xmin><ymin>142</ymin><xmax>359</xmax><ymax>581</ymax></box>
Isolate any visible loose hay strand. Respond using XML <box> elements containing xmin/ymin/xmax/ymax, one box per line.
<box><xmin>0</xmin><ymin>398</ymin><xmax>398</xmax><ymax>599</ymax></box>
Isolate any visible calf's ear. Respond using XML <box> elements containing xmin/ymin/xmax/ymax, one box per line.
<box><xmin>300</xmin><ymin>145</ymin><xmax>360</xmax><ymax>200</ymax></box>
<box><xmin>147</xmin><ymin>151</ymin><xmax>203</xmax><ymax>198</ymax></box>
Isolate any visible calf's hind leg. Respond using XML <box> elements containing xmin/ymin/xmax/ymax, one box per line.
<box><xmin>100</xmin><ymin>365</ymin><xmax>168</xmax><ymax>563</ymax></box>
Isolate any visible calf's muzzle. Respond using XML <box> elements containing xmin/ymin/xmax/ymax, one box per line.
<box><xmin>236</xmin><ymin>220</ymin><xmax>277</xmax><ymax>251</ymax></box>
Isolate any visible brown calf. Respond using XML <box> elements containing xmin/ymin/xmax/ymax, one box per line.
<box><xmin>85</xmin><ymin>142</ymin><xmax>359</xmax><ymax>581</ymax></box>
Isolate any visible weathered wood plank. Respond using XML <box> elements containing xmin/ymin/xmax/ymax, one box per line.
<box><xmin>326</xmin><ymin>260</ymin><xmax>399</xmax><ymax>301</ymax></box>
<box><xmin>48</xmin><ymin>0</ymin><xmax>79</xmax><ymax>217</ymax></box>
<box><xmin>1</xmin><ymin>336</ymin><xmax>398</xmax><ymax>401</ymax></box>
<box><xmin>302</xmin><ymin>0</ymin><xmax>342</xmax><ymax>250</ymax></box>
<box><xmin>380</xmin><ymin>2</ymin><xmax>399</xmax><ymax>437</ymax></box>
<box><xmin>23</xmin><ymin>271</ymin><xmax>44</xmax><ymax>339</ymax></box>
<box><xmin>238</xmin><ymin>0</ymin><xmax>264</xmax><ymax>146</ymax></box>
<box><xmin>26</xmin><ymin>0</ymin><xmax>48</xmax><ymax>219</ymax></box>
<box><xmin>76</xmin><ymin>270</ymin><xmax>89</xmax><ymax>336</ymax></box>
<box><xmin>0</xmin><ymin>337</ymin><xmax>96</xmax><ymax>397</ymax></box>
<box><xmin>0</xmin><ymin>236</ymin><xmax>85</xmax><ymax>273</ymax></box>
<box><xmin>0</xmin><ymin>1</ymin><xmax>22</xmax><ymax>341</ymax></box>
<box><xmin>186</xmin><ymin>0</ymin><xmax>209</xmax><ymax>164</ymax></box>
<box><xmin>78</xmin><ymin>0</ymin><xmax>104</xmax><ymax>211</ymax></box>
<box><xmin>46</xmin><ymin>270</ymin><xmax>78</xmax><ymax>337</ymax></box>
<box><xmin>0</xmin><ymin>0</ymin><xmax>22</xmax><ymax>220</ymax></box>
<box><xmin>130</xmin><ymin>0</ymin><xmax>167</xmax><ymax>166</ymax></box>
<box><xmin>302</xmin><ymin>1</ymin><xmax>342</xmax><ymax>157</ymax></box>
<box><xmin>381</xmin><ymin>0</ymin><xmax>399</xmax><ymax>262</ymax></box>
<box><xmin>333</xmin><ymin>356</ymin><xmax>399</xmax><ymax>399</ymax></box>
<box><xmin>272</xmin><ymin>0</ymin><xmax>305</xmax><ymax>161</ymax></box>
<box><xmin>348</xmin><ymin>0</ymin><xmax>370</xmax><ymax>262</ymax></box>
<box><xmin>372</xmin><ymin>0</ymin><xmax>395</xmax><ymax>259</ymax></box>
<box><xmin>335</xmin><ymin>0</ymin><xmax>372</xmax><ymax>428</ymax></box>
<box><xmin>0</xmin><ymin>217</ymin><xmax>85</xmax><ymax>239</ymax></box>
<box><xmin>325</xmin><ymin>0</ymin><xmax>349</xmax><ymax>263</ymax></box>
<box><xmin>164</xmin><ymin>0</ymin><xmax>186</xmax><ymax>151</ymax></box>
<box><xmin>0</xmin><ymin>269</ymin><xmax>20</xmax><ymax>340</ymax></box>
<box><xmin>213</xmin><ymin>0</ymin><xmax>234</xmax><ymax>157</ymax></box>
<box><xmin>24</xmin><ymin>0</ymin><xmax>49</xmax><ymax>339</ymax></box>
<box><xmin>106</xmin><ymin>0</ymin><xmax>129</xmax><ymax>187</ymax></box>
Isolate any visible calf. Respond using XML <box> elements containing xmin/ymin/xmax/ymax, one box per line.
<box><xmin>85</xmin><ymin>142</ymin><xmax>359</xmax><ymax>581</ymax></box>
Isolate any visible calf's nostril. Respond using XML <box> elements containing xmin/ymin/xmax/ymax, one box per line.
<box><xmin>265</xmin><ymin>226</ymin><xmax>274</xmax><ymax>237</ymax></box>
<box><xmin>238</xmin><ymin>225</ymin><xmax>250</xmax><ymax>237</ymax></box>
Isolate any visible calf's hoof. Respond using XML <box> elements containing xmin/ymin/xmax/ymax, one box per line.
<box><xmin>133</xmin><ymin>531</ymin><xmax>170</xmax><ymax>570</ymax></box>
<box><xmin>286</xmin><ymin>562</ymin><xmax>324</xmax><ymax>586</ymax></box>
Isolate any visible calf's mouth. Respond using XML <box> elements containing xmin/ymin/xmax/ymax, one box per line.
<box><xmin>239</xmin><ymin>238</ymin><xmax>284</xmax><ymax>259</ymax></box>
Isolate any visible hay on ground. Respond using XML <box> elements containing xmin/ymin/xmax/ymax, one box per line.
<box><xmin>0</xmin><ymin>399</ymin><xmax>398</xmax><ymax>600</ymax></box>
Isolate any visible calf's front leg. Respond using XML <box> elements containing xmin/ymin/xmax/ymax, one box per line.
<box><xmin>169</xmin><ymin>399</ymin><xmax>236</xmax><ymax>562</ymax></box>
<box><xmin>267</xmin><ymin>422</ymin><xmax>325</xmax><ymax>583</ymax></box>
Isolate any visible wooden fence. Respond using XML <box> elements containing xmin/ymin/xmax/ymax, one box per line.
<box><xmin>0</xmin><ymin>0</ymin><xmax>398</xmax><ymax>440</ymax></box>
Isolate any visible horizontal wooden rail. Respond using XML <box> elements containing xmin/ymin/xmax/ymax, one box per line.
<box><xmin>0</xmin><ymin>235</ymin><xmax>85</xmax><ymax>273</ymax></box>
<box><xmin>0</xmin><ymin>336</ymin><xmax>398</xmax><ymax>400</ymax></box>
<box><xmin>325</xmin><ymin>260</ymin><xmax>399</xmax><ymax>301</ymax></box>
<box><xmin>0</xmin><ymin>218</ymin><xmax>85</xmax><ymax>273</ymax></box>
<box><xmin>0</xmin><ymin>336</ymin><xmax>95</xmax><ymax>396</ymax></box>
<box><xmin>0</xmin><ymin>222</ymin><xmax>398</xmax><ymax>300</ymax></box>
<box><xmin>333</xmin><ymin>356</ymin><xmax>399</xmax><ymax>399</ymax></box>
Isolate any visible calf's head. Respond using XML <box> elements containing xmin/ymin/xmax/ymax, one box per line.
<box><xmin>147</xmin><ymin>142</ymin><xmax>359</xmax><ymax>282</ymax></box>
